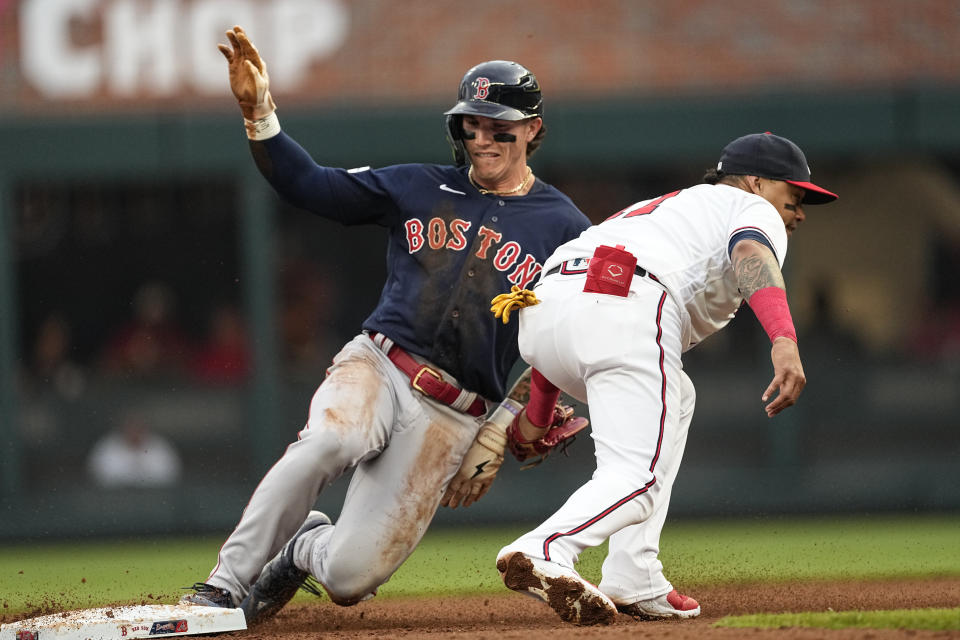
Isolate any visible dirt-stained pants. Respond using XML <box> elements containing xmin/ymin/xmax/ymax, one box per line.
<box><xmin>206</xmin><ymin>334</ymin><xmax>482</xmax><ymax>605</ymax></box>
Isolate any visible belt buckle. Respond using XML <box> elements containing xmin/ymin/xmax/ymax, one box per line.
<box><xmin>412</xmin><ymin>365</ymin><xmax>444</xmax><ymax>395</ymax></box>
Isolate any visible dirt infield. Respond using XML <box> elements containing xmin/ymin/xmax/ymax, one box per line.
<box><xmin>230</xmin><ymin>577</ymin><xmax>960</xmax><ymax>639</ymax></box>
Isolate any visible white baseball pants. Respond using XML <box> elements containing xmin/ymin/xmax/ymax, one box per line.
<box><xmin>500</xmin><ymin>271</ymin><xmax>693</xmax><ymax>603</ymax></box>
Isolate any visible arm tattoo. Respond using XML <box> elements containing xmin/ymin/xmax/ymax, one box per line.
<box><xmin>506</xmin><ymin>368</ymin><xmax>532</xmax><ymax>404</ymax></box>
<box><xmin>734</xmin><ymin>252</ymin><xmax>785</xmax><ymax>299</ymax></box>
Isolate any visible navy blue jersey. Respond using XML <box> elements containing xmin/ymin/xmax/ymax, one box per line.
<box><xmin>251</xmin><ymin>132</ymin><xmax>590</xmax><ymax>401</ymax></box>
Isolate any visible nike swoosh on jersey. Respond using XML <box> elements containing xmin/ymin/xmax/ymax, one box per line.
<box><xmin>439</xmin><ymin>184</ymin><xmax>467</xmax><ymax>195</ymax></box>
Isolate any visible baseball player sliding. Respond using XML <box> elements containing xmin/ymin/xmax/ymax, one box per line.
<box><xmin>492</xmin><ymin>132</ymin><xmax>838</xmax><ymax>625</ymax></box>
<box><xmin>180</xmin><ymin>26</ymin><xmax>594</xmax><ymax>623</ymax></box>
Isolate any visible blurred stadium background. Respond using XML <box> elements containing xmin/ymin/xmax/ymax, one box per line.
<box><xmin>1</xmin><ymin>0</ymin><xmax>958</xmax><ymax>540</ymax></box>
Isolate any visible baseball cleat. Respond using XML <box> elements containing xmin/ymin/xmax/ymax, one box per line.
<box><xmin>240</xmin><ymin>510</ymin><xmax>333</xmax><ymax>625</ymax></box>
<box><xmin>617</xmin><ymin>588</ymin><xmax>701</xmax><ymax>620</ymax></box>
<box><xmin>179</xmin><ymin>582</ymin><xmax>235</xmax><ymax>608</ymax></box>
<box><xmin>496</xmin><ymin>551</ymin><xmax>617</xmax><ymax>626</ymax></box>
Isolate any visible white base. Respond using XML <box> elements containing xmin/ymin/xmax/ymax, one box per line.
<box><xmin>0</xmin><ymin>604</ymin><xmax>246</xmax><ymax>640</ymax></box>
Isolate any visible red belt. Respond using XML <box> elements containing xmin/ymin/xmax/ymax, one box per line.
<box><xmin>369</xmin><ymin>334</ymin><xmax>486</xmax><ymax>417</ymax></box>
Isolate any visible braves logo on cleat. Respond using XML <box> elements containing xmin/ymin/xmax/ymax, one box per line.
<box><xmin>16</xmin><ymin>631</ymin><xmax>39</xmax><ymax>640</ymax></box>
<box><xmin>148</xmin><ymin>619</ymin><xmax>188</xmax><ymax>634</ymax></box>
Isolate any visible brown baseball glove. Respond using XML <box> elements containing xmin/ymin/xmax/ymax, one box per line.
<box><xmin>506</xmin><ymin>404</ymin><xmax>589</xmax><ymax>468</ymax></box>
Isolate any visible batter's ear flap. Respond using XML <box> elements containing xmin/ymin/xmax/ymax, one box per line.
<box><xmin>445</xmin><ymin>115</ymin><xmax>467</xmax><ymax>167</ymax></box>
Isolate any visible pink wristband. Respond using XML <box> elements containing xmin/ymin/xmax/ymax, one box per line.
<box><xmin>747</xmin><ymin>287</ymin><xmax>797</xmax><ymax>343</ymax></box>
<box><xmin>526</xmin><ymin>369</ymin><xmax>561</xmax><ymax>427</ymax></box>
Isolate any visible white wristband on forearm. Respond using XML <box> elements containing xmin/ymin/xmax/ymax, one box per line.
<box><xmin>244</xmin><ymin>112</ymin><xmax>281</xmax><ymax>141</ymax></box>
<box><xmin>486</xmin><ymin>398</ymin><xmax>523</xmax><ymax>433</ymax></box>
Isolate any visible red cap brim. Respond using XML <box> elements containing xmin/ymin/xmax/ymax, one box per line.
<box><xmin>786</xmin><ymin>180</ymin><xmax>838</xmax><ymax>205</ymax></box>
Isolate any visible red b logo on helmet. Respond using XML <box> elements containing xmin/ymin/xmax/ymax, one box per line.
<box><xmin>473</xmin><ymin>77</ymin><xmax>490</xmax><ymax>99</ymax></box>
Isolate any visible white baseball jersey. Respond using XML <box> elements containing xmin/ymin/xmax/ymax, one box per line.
<box><xmin>500</xmin><ymin>183</ymin><xmax>790</xmax><ymax>602</ymax></box>
<box><xmin>545</xmin><ymin>183</ymin><xmax>788</xmax><ymax>350</ymax></box>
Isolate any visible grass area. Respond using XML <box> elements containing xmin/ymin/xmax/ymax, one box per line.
<box><xmin>715</xmin><ymin>607</ymin><xmax>960</xmax><ymax>631</ymax></box>
<box><xmin>0</xmin><ymin>537</ymin><xmax>228</xmax><ymax>615</ymax></box>
<box><xmin>399</xmin><ymin>512</ymin><xmax>960</xmax><ymax>596</ymax></box>
<box><xmin>610</xmin><ymin>512</ymin><xmax>960</xmax><ymax>587</ymax></box>
<box><xmin>1</xmin><ymin>513</ymin><xmax>958</xmax><ymax>618</ymax></box>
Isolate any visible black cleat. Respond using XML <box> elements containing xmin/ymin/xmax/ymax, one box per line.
<box><xmin>240</xmin><ymin>511</ymin><xmax>332</xmax><ymax>625</ymax></box>
<box><xmin>180</xmin><ymin>582</ymin><xmax>235</xmax><ymax>608</ymax></box>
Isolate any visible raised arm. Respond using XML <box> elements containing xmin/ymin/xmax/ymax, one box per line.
<box><xmin>217</xmin><ymin>25</ymin><xmax>277</xmax><ymax>133</ymax></box>
<box><xmin>218</xmin><ymin>26</ymin><xmax>395</xmax><ymax>222</ymax></box>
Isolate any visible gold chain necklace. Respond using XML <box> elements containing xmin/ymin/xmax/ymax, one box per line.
<box><xmin>468</xmin><ymin>166</ymin><xmax>533</xmax><ymax>196</ymax></box>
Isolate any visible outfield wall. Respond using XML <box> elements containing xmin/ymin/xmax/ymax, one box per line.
<box><xmin>2</xmin><ymin>0</ymin><xmax>960</xmax><ymax>539</ymax></box>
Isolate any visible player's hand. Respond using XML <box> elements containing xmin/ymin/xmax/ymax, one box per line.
<box><xmin>762</xmin><ymin>337</ymin><xmax>806</xmax><ymax>417</ymax></box>
<box><xmin>441</xmin><ymin>422</ymin><xmax>506</xmax><ymax>509</ymax></box>
<box><xmin>506</xmin><ymin>404</ymin><xmax>589</xmax><ymax>466</ymax></box>
<box><xmin>217</xmin><ymin>25</ymin><xmax>276</xmax><ymax>121</ymax></box>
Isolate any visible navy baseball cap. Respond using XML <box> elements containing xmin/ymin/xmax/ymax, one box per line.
<box><xmin>717</xmin><ymin>132</ymin><xmax>838</xmax><ymax>204</ymax></box>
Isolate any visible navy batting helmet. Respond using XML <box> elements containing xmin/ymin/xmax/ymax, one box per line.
<box><xmin>444</xmin><ymin>60</ymin><xmax>543</xmax><ymax>166</ymax></box>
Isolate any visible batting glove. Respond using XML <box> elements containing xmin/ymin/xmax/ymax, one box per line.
<box><xmin>217</xmin><ymin>26</ymin><xmax>277</xmax><ymax>134</ymax></box>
